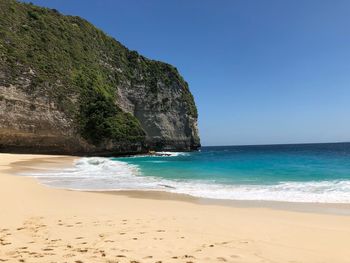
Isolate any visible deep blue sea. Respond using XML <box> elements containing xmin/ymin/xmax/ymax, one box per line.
<box><xmin>25</xmin><ymin>143</ymin><xmax>350</xmax><ymax>203</ymax></box>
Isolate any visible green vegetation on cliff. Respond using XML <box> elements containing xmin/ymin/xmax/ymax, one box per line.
<box><xmin>0</xmin><ymin>0</ymin><xmax>199</xmax><ymax>149</ymax></box>
<box><xmin>74</xmin><ymin>68</ymin><xmax>145</xmax><ymax>143</ymax></box>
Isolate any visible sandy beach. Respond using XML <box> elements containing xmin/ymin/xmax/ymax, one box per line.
<box><xmin>1</xmin><ymin>153</ymin><xmax>350</xmax><ymax>263</ymax></box>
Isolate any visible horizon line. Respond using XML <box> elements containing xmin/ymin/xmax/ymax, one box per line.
<box><xmin>202</xmin><ymin>141</ymin><xmax>350</xmax><ymax>148</ymax></box>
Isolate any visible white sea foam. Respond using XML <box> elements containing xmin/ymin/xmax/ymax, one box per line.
<box><xmin>155</xmin><ymin>152</ymin><xmax>190</xmax><ymax>157</ymax></box>
<box><xmin>22</xmin><ymin>157</ymin><xmax>350</xmax><ymax>203</ymax></box>
<box><xmin>23</xmin><ymin>157</ymin><xmax>160</xmax><ymax>190</ymax></box>
<box><xmin>122</xmin><ymin>152</ymin><xmax>189</xmax><ymax>158</ymax></box>
<box><xmin>167</xmin><ymin>180</ymin><xmax>350</xmax><ymax>203</ymax></box>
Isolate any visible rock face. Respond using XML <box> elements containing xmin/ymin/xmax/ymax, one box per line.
<box><xmin>0</xmin><ymin>0</ymin><xmax>200</xmax><ymax>155</ymax></box>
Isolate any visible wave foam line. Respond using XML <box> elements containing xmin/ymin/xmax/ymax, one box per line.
<box><xmin>21</xmin><ymin>157</ymin><xmax>350</xmax><ymax>203</ymax></box>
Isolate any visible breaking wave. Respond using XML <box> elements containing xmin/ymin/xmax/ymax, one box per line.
<box><xmin>21</xmin><ymin>157</ymin><xmax>350</xmax><ymax>203</ymax></box>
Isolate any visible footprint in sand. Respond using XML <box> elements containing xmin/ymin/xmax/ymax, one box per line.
<box><xmin>216</xmin><ymin>241</ymin><xmax>230</xmax><ymax>245</ymax></box>
<box><xmin>42</xmin><ymin>248</ymin><xmax>54</xmax><ymax>251</ymax></box>
<box><xmin>63</xmin><ymin>253</ymin><xmax>75</xmax><ymax>258</ymax></box>
<box><xmin>182</xmin><ymin>255</ymin><xmax>195</xmax><ymax>259</ymax></box>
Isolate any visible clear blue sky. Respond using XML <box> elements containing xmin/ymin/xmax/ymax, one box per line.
<box><xmin>23</xmin><ymin>0</ymin><xmax>350</xmax><ymax>146</ymax></box>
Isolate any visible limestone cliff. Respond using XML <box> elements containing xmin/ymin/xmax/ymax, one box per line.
<box><xmin>0</xmin><ymin>0</ymin><xmax>200</xmax><ymax>155</ymax></box>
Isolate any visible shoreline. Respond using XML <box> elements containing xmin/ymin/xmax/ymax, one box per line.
<box><xmin>10</xmin><ymin>153</ymin><xmax>350</xmax><ymax>216</ymax></box>
<box><xmin>101</xmin><ymin>190</ymin><xmax>350</xmax><ymax>216</ymax></box>
<box><xmin>9</xmin><ymin>153</ymin><xmax>350</xmax><ymax>216</ymax></box>
<box><xmin>2</xmin><ymin>153</ymin><xmax>350</xmax><ymax>262</ymax></box>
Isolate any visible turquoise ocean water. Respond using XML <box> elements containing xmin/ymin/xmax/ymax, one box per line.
<box><xmin>23</xmin><ymin>143</ymin><xmax>350</xmax><ymax>203</ymax></box>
